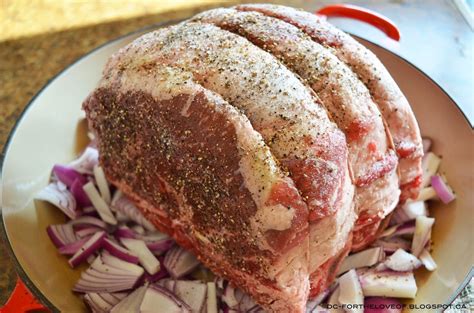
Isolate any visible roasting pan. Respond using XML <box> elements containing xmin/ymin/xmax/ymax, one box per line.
<box><xmin>1</xmin><ymin>4</ymin><xmax>473</xmax><ymax>312</ymax></box>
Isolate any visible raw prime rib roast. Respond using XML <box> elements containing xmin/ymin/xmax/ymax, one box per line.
<box><xmin>83</xmin><ymin>4</ymin><xmax>423</xmax><ymax>313</ymax></box>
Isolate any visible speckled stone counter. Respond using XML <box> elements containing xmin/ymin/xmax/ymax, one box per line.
<box><xmin>1</xmin><ymin>0</ymin><xmax>472</xmax><ymax>307</ymax></box>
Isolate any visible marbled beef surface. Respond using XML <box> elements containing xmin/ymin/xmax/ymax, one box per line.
<box><xmin>83</xmin><ymin>5</ymin><xmax>423</xmax><ymax>312</ymax></box>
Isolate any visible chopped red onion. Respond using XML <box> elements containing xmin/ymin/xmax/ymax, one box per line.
<box><xmin>146</xmin><ymin>238</ymin><xmax>175</xmax><ymax>254</ymax></box>
<box><xmin>93</xmin><ymin>165</ymin><xmax>111</xmax><ymax>204</ymax></box>
<box><xmin>416</xmin><ymin>187</ymin><xmax>438</xmax><ymax>202</ymax></box>
<box><xmin>382</xmin><ymin>249</ymin><xmax>421</xmax><ymax>272</ymax></box>
<box><xmin>46</xmin><ymin>224</ymin><xmax>77</xmax><ymax>248</ymax></box>
<box><xmin>431</xmin><ymin>175</ymin><xmax>456</xmax><ymax>204</ymax></box>
<box><xmin>373</xmin><ymin>237</ymin><xmax>411</xmax><ymax>253</ymax></box>
<box><xmin>338</xmin><ymin>270</ymin><xmax>363</xmax><ymax>312</ymax></box>
<box><xmin>120</xmin><ymin>238</ymin><xmax>161</xmax><ymax>275</ymax></box>
<box><xmin>84</xmin><ymin>292</ymin><xmax>117</xmax><ymax>312</ymax></box>
<box><xmin>140</xmin><ymin>285</ymin><xmax>191</xmax><ymax>313</ymax></box>
<box><xmin>68</xmin><ymin>231</ymin><xmax>106</xmax><ymax>268</ymax></box>
<box><xmin>71</xmin><ymin>178</ymin><xmax>92</xmax><ymax>208</ymax></box>
<box><xmin>422</xmin><ymin>138</ymin><xmax>432</xmax><ymax>154</ymax></box>
<box><xmin>58</xmin><ymin>237</ymin><xmax>91</xmax><ymax>255</ymax></box>
<box><xmin>358</xmin><ymin>269</ymin><xmax>417</xmax><ymax>298</ymax></box>
<box><xmin>76</xmin><ymin>226</ymin><xmax>103</xmax><ymax>239</ymax></box>
<box><xmin>53</xmin><ymin>164</ymin><xmax>87</xmax><ymax>187</ymax></box>
<box><xmin>380</xmin><ymin>220</ymin><xmax>416</xmax><ymax>239</ymax></box>
<box><xmin>419</xmin><ymin>249</ymin><xmax>437</xmax><ymax>271</ymax></box>
<box><xmin>103</xmin><ymin>238</ymin><xmax>139</xmax><ymax>264</ymax></box>
<box><xmin>110</xmin><ymin>285</ymin><xmax>147</xmax><ymax>313</ymax></box>
<box><xmin>69</xmin><ymin>216</ymin><xmax>108</xmax><ymax>229</ymax></box>
<box><xmin>421</xmin><ymin>152</ymin><xmax>441</xmax><ymax>188</ymax></box>
<box><xmin>206</xmin><ymin>282</ymin><xmax>218</xmax><ymax>313</ymax></box>
<box><xmin>164</xmin><ymin>246</ymin><xmax>200</xmax><ymax>279</ymax></box>
<box><xmin>338</xmin><ymin>247</ymin><xmax>383</xmax><ymax>275</ymax></box>
<box><xmin>100</xmin><ymin>252</ymin><xmax>145</xmax><ymax>276</ymax></box>
<box><xmin>174</xmin><ymin>280</ymin><xmax>207</xmax><ymax>312</ymax></box>
<box><xmin>111</xmin><ymin>193</ymin><xmax>156</xmax><ymax>231</ymax></box>
<box><xmin>83</xmin><ymin>181</ymin><xmax>117</xmax><ymax>225</ymax></box>
<box><xmin>411</xmin><ymin>216</ymin><xmax>435</xmax><ymax>256</ymax></box>
<box><xmin>114</xmin><ymin>226</ymin><xmax>137</xmax><ymax>239</ymax></box>
<box><xmin>36</xmin><ymin>182</ymin><xmax>78</xmax><ymax>219</ymax></box>
<box><xmin>69</xmin><ymin>147</ymin><xmax>99</xmax><ymax>175</ymax></box>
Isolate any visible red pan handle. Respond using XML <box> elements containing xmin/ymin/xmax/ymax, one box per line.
<box><xmin>0</xmin><ymin>278</ymin><xmax>48</xmax><ymax>313</ymax></box>
<box><xmin>316</xmin><ymin>4</ymin><xmax>401</xmax><ymax>41</ymax></box>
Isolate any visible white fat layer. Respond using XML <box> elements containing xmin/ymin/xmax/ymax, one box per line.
<box><xmin>253</xmin><ymin>204</ymin><xmax>294</xmax><ymax>232</ymax></box>
<box><xmin>309</xmin><ymin>167</ymin><xmax>355</xmax><ymax>272</ymax></box>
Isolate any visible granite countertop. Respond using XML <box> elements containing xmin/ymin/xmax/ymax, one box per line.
<box><xmin>1</xmin><ymin>0</ymin><xmax>472</xmax><ymax>308</ymax></box>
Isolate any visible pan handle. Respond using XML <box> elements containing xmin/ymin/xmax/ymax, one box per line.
<box><xmin>0</xmin><ymin>278</ymin><xmax>48</xmax><ymax>313</ymax></box>
<box><xmin>316</xmin><ymin>4</ymin><xmax>401</xmax><ymax>41</ymax></box>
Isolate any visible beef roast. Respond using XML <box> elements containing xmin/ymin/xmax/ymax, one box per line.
<box><xmin>83</xmin><ymin>5</ymin><xmax>423</xmax><ymax>312</ymax></box>
<box><xmin>237</xmin><ymin>3</ymin><xmax>423</xmax><ymax>201</ymax></box>
<box><xmin>192</xmin><ymin>6</ymin><xmax>400</xmax><ymax>252</ymax></box>
<box><xmin>84</xmin><ymin>66</ymin><xmax>312</xmax><ymax>312</ymax></box>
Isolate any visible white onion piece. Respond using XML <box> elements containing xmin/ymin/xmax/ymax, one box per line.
<box><xmin>338</xmin><ymin>247</ymin><xmax>383</xmax><ymax>275</ymax></box>
<box><xmin>111</xmin><ymin>193</ymin><xmax>155</xmax><ymax>231</ymax></box>
<box><xmin>36</xmin><ymin>182</ymin><xmax>78</xmax><ymax>219</ymax></box>
<box><xmin>164</xmin><ymin>246</ymin><xmax>200</xmax><ymax>279</ymax></box>
<box><xmin>221</xmin><ymin>284</ymin><xmax>239</xmax><ymax>309</ymax></box>
<box><xmin>411</xmin><ymin>216</ymin><xmax>435</xmax><ymax>256</ymax></box>
<box><xmin>431</xmin><ymin>175</ymin><xmax>456</xmax><ymax>204</ymax></box>
<box><xmin>174</xmin><ymin>280</ymin><xmax>207</xmax><ymax>313</ymax></box>
<box><xmin>358</xmin><ymin>269</ymin><xmax>417</xmax><ymax>298</ymax></box>
<box><xmin>93</xmin><ymin>165</ymin><xmax>111</xmax><ymax>204</ymax></box>
<box><xmin>100</xmin><ymin>252</ymin><xmax>145</xmax><ymax>276</ymax></box>
<box><xmin>416</xmin><ymin>187</ymin><xmax>438</xmax><ymax>202</ymax></box>
<box><xmin>74</xmin><ymin>255</ymin><xmax>143</xmax><ymax>293</ymax></box>
<box><xmin>69</xmin><ymin>147</ymin><xmax>99</xmax><ymax>175</ymax></box>
<box><xmin>110</xmin><ymin>285</ymin><xmax>147</xmax><ymax>313</ymax></box>
<box><xmin>120</xmin><ymin>238</ymin><xmax>161</xmax><ymax>275</ymax></box>
<box><xmin>419</xmin><ymin>249</ymin><xmax>437</xmax><ymax>271</ymax></box>
<box><xmin>68</xmin><ymin>231</ymin><xmax>106</xmax><ymax>267</ymax></box>
<box><xmin>422</xmin><ymin>137</ymin><xmax>432</xmax><ymax>153</ymax></box>
<box><xmin>403</xmin><ymin>201</ymin><xmax>428</xmax><ymax>219</ymax></box>
<box><xmin>140</xmin><ymin>285</ymin><xmax>191</xmax><ymax>313</ymax></box>
<box><xmin>131</xmin><ymin>225</ymin><xmax>146</xmax><ymax>235</ymax></box>
<box><xmin>83</xmin><ymin>181</ymin><xmax>117</xmax><ymax>225</ymax></box>
<box><xmin>206</xmin><ymin>282</ymin><xmax>218</xmax><ymax>313</ymax></box>
<box><xmin>84</xmin><ymin>292</ymin><xmax>115</xmax><ymax>312</ymax></box>
<box><xmin>338</xmin><ymin>270</ymin><xmax>363</xmax><ymax>313</ymax></box>
<box><xmin>421</xmin><ymin>152</ymin><xmax>441</xmax><ymax>187</ymax></box>
<box><xmin>164</xmin><ymin>279</ymin><xmax>177</xmax><ymax>292</ymax></box>
<box><xmin>383</xmin><ymin>249</ymin><xmax>421</xmax><ymax>272</ymax></box>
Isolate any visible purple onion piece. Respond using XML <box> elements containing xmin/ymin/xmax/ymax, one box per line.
<box><xmin>103</xmin><ymin>238</ymin><xmax>139</xmax><ymax>264</ymax></box>
<box><xmin>53</xmin><ymin>164</ymin><xmax>87</xmax><ymax>187</ymax></box>
<box><xmin>68</xmin><ymin>231</ymin><xmax>106</xmax><ymax>268</ymax></box>
<box><xmin>71</xmin><ymin>178</ymin><xmax>92</xmax><ymax>207</ymax></box>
